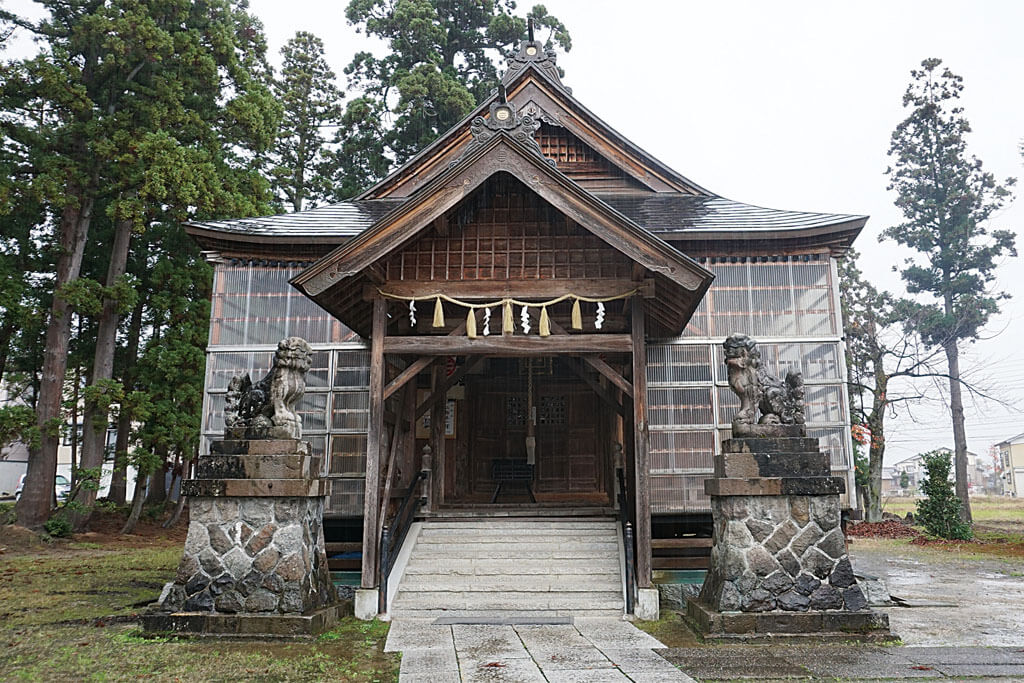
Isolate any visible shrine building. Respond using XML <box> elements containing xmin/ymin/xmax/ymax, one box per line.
<box><xmin>187</xmin><ymin>40</ymin><xmax>864</xmax><ymax>617</ymax></box>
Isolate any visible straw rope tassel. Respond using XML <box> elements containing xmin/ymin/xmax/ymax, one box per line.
<box><xmin>466</xmin><ymin>308</ymin><xmax>477</xmax><ymax>338</ymax></box>
<box><xmin>539</xmin><ymin>306</ymin><xmax>551</xmax><ymax>337</ymax></box>
<box><xmin>571</xmin><ymin>298</ymin><xmax>582</xmax><ymax>330</ymax></box>
<box><xmin>432</xmin><ymin>297</ymin><xmax>445</xmax><ymax>328</ymax></box>
<box><xmin>502</xmin><ymin>300</ymin><xmax>514</xmax><ymax>334</ymax></box>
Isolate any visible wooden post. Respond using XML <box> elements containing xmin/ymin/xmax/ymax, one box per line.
<box><xmin>630</xmin><ymin>296</ymin><xmax>652</xmax><ymax>588</ymax></box>
<box><xmin>361</xmin><ymin>296</ymin><xmax>387</xmax><ymax>589</ymax></box>
<box><xmin>429</xmin><ymin>363</ymin><xmax>446</xmax><ymax>511</ymax></box>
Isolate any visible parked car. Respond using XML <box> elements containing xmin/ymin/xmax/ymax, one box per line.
<box><xmin>13</xmin><ymin>474</ymin><xmax>71</xmax><ymax>502</ymax></box>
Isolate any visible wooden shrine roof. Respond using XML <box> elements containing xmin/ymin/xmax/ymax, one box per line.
<box><xmin>290</xmin><ymin>122</ymin><xmax>714</xmax><ymax>339</ymax></box>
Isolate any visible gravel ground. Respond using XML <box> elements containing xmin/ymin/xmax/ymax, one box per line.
<box><xmin>849</xmin><ymin>538</ymin><xmax>1024</xmax><ymax>646</ymax></box>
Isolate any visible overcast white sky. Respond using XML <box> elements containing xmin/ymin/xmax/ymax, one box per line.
<box><xmin>5</xmin><ymin>0</ymin><xmax>1023</xmax><ymax>465</ymax></box>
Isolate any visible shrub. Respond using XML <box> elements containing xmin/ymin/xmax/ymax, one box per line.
<box><xmin>43</xmin><ymin>514</ymin><xmax>73</xmax><ymax>538</ymax></box>
<box><xmin>915</xmin><ymin>449</ymin><xmax>972</xmax><ymax>540</ymax></box>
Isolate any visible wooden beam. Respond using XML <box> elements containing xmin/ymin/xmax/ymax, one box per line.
<box><xmin>383</xmin><ymin>334</ymin><xmax>632</xmax><ymax>356</ymax></box>
<box><xmin>631</xmin><ymin>296</ymin><xmax>652</xmax><ymax>589</ymax></box>
<box><xmin>429</xmin><ymin>364</ymin><xmax>445</xmax><ymax>511</ymax></box>
<box><xmin>546</xmin><ymin>318</ymin><xmax>634</xmax><ymax>399</ymax></box>
<box><xmin>366</xmin><ymin>279</ymin><xmax>654</xmax><ymax>301</ymax></box>
<box><xmin>360</xmin><ymin>296</ymin><xmax>387</xmax><ymax>590</ymax></box>
<box><xmin>381</xmin><ymin>321</ymin><xmax>467</xmax><ymax>399</ymax></box>
<box><xmin>383</xmin><ymin>356</ymin><xmax>433</xmax><ymax>400</ymax></box>
<box><xmin>414</xmin><ymin>355</ymin><xmax>485</xmax><ymax>421</ymax></box>
<box><xmin>561</xmin><ymin>357</ymin><xmax>625</xmax><ymax>418</ymax></box>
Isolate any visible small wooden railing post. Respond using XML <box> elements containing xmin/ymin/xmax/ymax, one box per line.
<box><xmin>420</xmin><ymin>444</ymin><xmax>432</xmax><ymax>513</ymax></box>
<box><xmin>378</xmin><ymin>525</ymin><xmax>391</xmax><ymax>615</ymax></box>
<box><xmin>624</xmin><ymin>521</ymin><xmax>636</xmax><ymax>615</ymax></box>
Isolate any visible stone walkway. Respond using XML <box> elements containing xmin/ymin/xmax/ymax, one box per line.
<box><xmin>386</xmin><ymin>617</ymin><xmax>695</xmax><ymax>682</ymax></box>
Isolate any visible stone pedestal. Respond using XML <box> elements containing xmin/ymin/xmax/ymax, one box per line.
<box><xmin>143</xmin><ymin>439</ymin><xmax>339</xmax><ymax>638</ymax></box>
<box><xmin>687</xmin><ymin>437</ymin><xmax>893</xmax><ymax>642</ymax></box>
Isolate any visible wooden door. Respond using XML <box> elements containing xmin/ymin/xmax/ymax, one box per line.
<box><xmin>466</xmin><ymin>374</ymin><xmax>607</xmax><ymax>503</ymax></box>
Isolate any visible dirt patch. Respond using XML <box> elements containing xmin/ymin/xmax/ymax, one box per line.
<box><xmin>848</xmin><ymin>520</ymin><xmax>921</xmax><ymax>539</ymax></box>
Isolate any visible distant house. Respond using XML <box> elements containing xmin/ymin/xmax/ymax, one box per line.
<box><xmin>996</xmin><ymin>433</ymin><xmax>1024</xmax><ymax>497</ymax></box>
<box><xmin>888</xmin><ymin>448</ymin><xmax>995</xmax><ymax>497</ymax></box>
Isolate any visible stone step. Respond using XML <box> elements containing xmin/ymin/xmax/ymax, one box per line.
<box><xmin>391</xmin><ymin>591</ymin><xmax>624</xmax><ymax>611</ymax></box>
<box><xmin>422</xmin><ymin>521</ymin><xmax>618</xmax><ymax>530</ymax></box>
<box><xmin>411</xmin><ymin>539</ymin><xmax>616</xmax><ymax>551</ymax></box>
<box><xmin>397</xmin><ymin>576</ymin><xmax>620</xmax><ymax>592</ymax></box>
<box><xmin>408</xmin><ymin>549</ymin><xmax>616</xmax><ymax>561</ymax></box>
<box><xmin>402</xmin><ymin>561</ymin><xmax>620</xmax><ymax>576</ymax></box>
<box><xmin>387</xmin><ymin>608</ymin><xmax>625</xmax><ymax>619</ymax></box>
<box><xmin>418</xmin><ymin>527</ymin><xmax>616</xmax><ymax>538</ymax></box>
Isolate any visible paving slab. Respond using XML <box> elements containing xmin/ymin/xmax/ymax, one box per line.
<box><xmin>899</xmin><ymin>645</ymin><xmax>1022</xmax><ymax>664</ymax></box>
<box><xmin>399</xmin><ymin>646</ymin><xmax>459</xmax><ymax>674</ymax></box>
<box><xmin>574</xmin><ymin>618</ymin><xmax>665</xmax><ymax>649</ymax></box>
<box><xmin>452</xmin><ymin>624</ymin><xmax>534</xmax><ymax>659</ymax></box>
<box><xmin>541</xmin><ymin>669</ymin><xmax>633</xmax><ymax>682</ymax></box>
<box><xmin>528</xmin><ymin>646</ymin><xmax>615</xmax><ymax>671</ymax></box>
<box><xmin>385</xmin><ymin>619</ymin><xmax>454</xmax><ymax>652</ymax></box>
<box><xmin>399</xmin><ymin>674</ymin><xmax>461</xmax><ymax>683</ymax></box>
<box><xmin>659</xmin><ymin>647</ymin><xmax>812</xmax><ymax>680</ymax></box>
<box><xmin>514</xmin><ymin>624</ymin><xmax>593</xmax><ymax>650</ymax></box>
<box><xmin>934</xmin><ymin>663</ymin><xmax>1024</xmax><ymax>677</ymax></box>
<box><xmin>459</xmin><ymin>656</ymin><xmax>547</xmax><ymax>682</ymax></box>
<box><xmin>599</xmin><ymin>647</ymin><xmax>684</xmax><ymax>674</ymax></box>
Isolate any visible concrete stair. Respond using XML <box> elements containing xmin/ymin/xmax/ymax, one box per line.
<box><xmin>389</xmin><ymin>517</ymin><xmax>624</xmax><ymax>618</ymax></box>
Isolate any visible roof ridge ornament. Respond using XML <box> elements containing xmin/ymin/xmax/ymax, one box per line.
<box><xmin>449</xmin><ymin>100</ymin><xmax>554</xmax><ymax>168</ymax></box>
<box><xmin>500</xmin><ymin>21</ymin><xmax>569</xmax><ymax>92</ymax></box>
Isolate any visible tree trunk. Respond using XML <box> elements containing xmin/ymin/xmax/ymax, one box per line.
<box><xmin>147</xmin><ymin>459</ymin><xmax>168</xmax><ymax>505</ymax></box>
<box><xmin>865</xmin><ymin>363</ymin><xmax>888</xmax><ymax>523</ymax></box>
<box><xmin>163</xmin><ymin>454</ymin><xmax>191</xmax><ymax>529</ymax></box>
<box><xmin>108</xmin><ymin>293</ymin><xmax>145</xmax><ymax>505</ymax></box>
<box><xmin>74</xmin><ymin>215</ymin><xmax>133</xmax><ymax>529</ymax></box>
<box><xmin>15</xmin><ymin>187</ymin><xmax>93</xmax><ymax>529</ymax></box>
<box><xmin>944</xmin><ymin>341</ymin><xmax>973</xmax><ymax>523</ymax></box>
<box><xmin>121</xmin><ymin>471</ymin><xmax>148</xmax><ymax>534</ymax></box>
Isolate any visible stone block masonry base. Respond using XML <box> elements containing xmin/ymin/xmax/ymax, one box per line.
<box><xmin>142</xmin><ymin>439</ymin><xmax>339</xmax><ymax>639</ymax></box>
<box><xmin>687</xmin><ymin>437</ymin><xmax>894</xmax><ymax>642</ymax></box>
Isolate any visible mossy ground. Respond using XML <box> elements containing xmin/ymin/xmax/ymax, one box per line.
<box><xmin>0</xmin><ymin>514</ymin><xmax>398</xmax><ymax>682</ymax></box>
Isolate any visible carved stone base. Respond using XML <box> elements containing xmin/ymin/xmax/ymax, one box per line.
<box><xmin>694</xmin><ymin>437</ymin><xmax>892</xmax><ymax>640</ymax></box>
<box><xmin>684</xmin><ymin>597</ymin><xmax>893</xmax><ymax>642</ymax></box>
<box><xmin>141</xmin><ymin>604</ymin><xmax>342</xmax><ymax>640</ymax></box>
<box><xmin>144</xmin><ymin>439</ymin><xmax>338</xmax><ymax>635</ymax></box>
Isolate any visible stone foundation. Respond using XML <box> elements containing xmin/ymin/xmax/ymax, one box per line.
<box><xmin>691</xmin><ymin>437</ymin><xmax>893</xmax><ymax>641</ymax></box>
<box><xmin>143</xmin><ymin>439</ymin><xmax>338</xmax><ymax>638</ymax></box>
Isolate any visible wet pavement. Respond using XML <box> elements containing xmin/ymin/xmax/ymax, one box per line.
<box><xmin>659</xmin><ymin>644</ymin><xmax>1024</xmax><ymax>680</ymax></box>
<box><xmin>386</xmin><ymin>618</ymin><xmax>696</xmax><ymax>682</ymax></box>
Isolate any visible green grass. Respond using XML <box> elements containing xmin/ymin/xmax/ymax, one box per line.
<box><xmin>0</xmin><ymin>532</ymin><xmax>399</xmax><ymax>682</ymax></box>
<box><xmin>883</xmin><ymin>495</ymin><xmax>1024</xmax><ymax>524</ymax></box>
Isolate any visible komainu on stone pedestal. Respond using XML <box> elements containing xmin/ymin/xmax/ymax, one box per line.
<box><xmin>687</xmin><ymin>334</ymin><xmax>893</xmax><ymax>641</ymax></box>
<box><xmin>143</xmin><ymin>337</ymin><xmax>338</xmax><ymax>639</ymax></box>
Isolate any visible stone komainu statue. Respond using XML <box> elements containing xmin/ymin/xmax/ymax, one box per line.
<box><xmin>723</xmin><ymin>333</ymin><xmax>805</xmax><ymax>437</ymax></box>
<box><xmin>224</xmin><ymin>337</ymin><xmax>312</xmax><ymax>439</ymax></box>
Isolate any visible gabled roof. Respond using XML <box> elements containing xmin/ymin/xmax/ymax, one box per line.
<box><xmin>291</xmin><ymin>119</ymin><xmax>713</xmax><ymax>338</ymax></box>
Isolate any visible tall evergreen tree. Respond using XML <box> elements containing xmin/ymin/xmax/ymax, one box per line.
<box><xmin>344</xmin><ymin>0</ymin><xmax>571</xmax><ymax>163</ymax></box>
<box><xmin>3</xmin><ymin>0</ymin><xmax>280</xmax><ymax>529</ymax></box>
<box><xmin>270</xmin><ymin>32</ymin><xmax>344</xmax><ymax>212</ymax></box>
<box><xmin>883</xmin><ymin>58</ymin><xmax>1017</xmax><ymax>523</ymax></box>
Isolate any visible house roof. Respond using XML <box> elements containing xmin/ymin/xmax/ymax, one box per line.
<box><xmin>997</xmin><ymin>432</ymin><xmax>1024</xmax><ymax>446</ymax></box>
<box><xmin>290</xmin><ymin>120</ymin><xmax>714</xmax><ymax>338</ymax></box>
<box><xmin>186</xmin><ymin>42</ymin><xmax>867</xmax><ymax>254</ymax></box>
<box><xmin>186</xmin><ymin>194</ymin><xmax>865</xmax><ymax>248</ymax></box>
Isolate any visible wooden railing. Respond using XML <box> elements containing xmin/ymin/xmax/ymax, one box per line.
<box><xmin>378</xmin><ymin>469</ymin><xmax>427</xmax><ymax>614</ymax></box>
<box><xmin>616</xmin><ymin>466</ymin><xmax>635</xmax><ymax>615</ymax></box>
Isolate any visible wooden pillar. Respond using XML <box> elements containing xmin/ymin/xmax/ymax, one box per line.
<box><xmin>630</xmin><ymin>296</ymin><xmax>652</xmax><ymax>588</ymax></box>
<box><xmin>361</xmin><ymin>296</ymin><xmax>387</xmax><ymax>589</ymax></box>
<box><xmin>429</xmin><ymin>363</ymin><xmax>446</xmax><ymax>511</ymax></box>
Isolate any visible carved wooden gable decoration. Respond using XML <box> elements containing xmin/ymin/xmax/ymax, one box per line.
<box><xmin>292</xmin><ymin>115</ymin><xmax>713</xmax><ymax>339</ymax></box>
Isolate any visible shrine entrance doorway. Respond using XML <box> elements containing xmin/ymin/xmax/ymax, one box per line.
<box><xmin>454</xmin><ymin>358</ymin><xmax>613</xmax><ymax>507</ymax></box>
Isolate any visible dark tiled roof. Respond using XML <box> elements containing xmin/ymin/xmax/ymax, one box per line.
<box><xmin>188</xmin><ymin>199</ymin><xmax>403</xmax><ymax>238</ymax></box>
<box><xmin>600</xmin><ymin>195</ymin><xmax>865</xmax><ymax>233</ymax></box>
<box><xmin>187</xmin><ymin>195</ymin><xmax>864</xmax><ymax>242</ymax></box>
